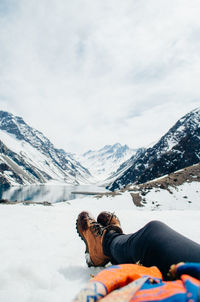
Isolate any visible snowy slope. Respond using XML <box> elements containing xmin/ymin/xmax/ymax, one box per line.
<box><xmin>76</xmin><ymin>143</ymin><xmax>137</xmax><ymax>181</ymax></box>
<box><xmin>105</xmin><ymin>147</ymin><xmax>145</xmax><ymax>185</ymax></box>
<box><xmin>130</xmin><ymin>181</ymin><xmax>200</xmax><ymax>210</ymax></box>
<box><xmin>125</xmin><ymin>163</ymin><xmax>200</xmax><ymax>210</ymax></box>
<box><xmin>0</xmin><ymin>183</ymin><xmax>200</xmax><ymax>301</ymax></box>
<box><xmin>109</xmin><ymin>107</ymin><xmax>200</xmax><ymax>190</ymax></box>
<box><xmin>0</xmin><ymin>111</ymin><xmax>92</xmax><ymax>186</ymax></box>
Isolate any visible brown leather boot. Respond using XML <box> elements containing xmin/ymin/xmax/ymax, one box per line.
<box><xmin>97</xmin><ymin>211</ymin><xmax>123</xmax><ymax>233</ymax></box>
<box><xmin>76</xmin><ymin>211</ymin><xmax>110</xmax><ymax>267</ymax></box>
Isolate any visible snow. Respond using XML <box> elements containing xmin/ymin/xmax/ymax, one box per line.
<box><xmin>163</xmin><ymin>108</ymin><xmax>200</xmax><ymax>153</ymax></box>
<box><xmin>0</xmin><ymin>186</ymin><xmax>200</xmax><ymax>302</ymax></box>
<box><xmin>165</xmin><ymin>137</ymin><xmax>178</xmax><ymax>151</ymax></box>
<box><xmin>77</xmin><ymin>144</ymin><xmax>136</xmax><ymax>182</ymax></box>
<box><xmin>0</xmin><ymin>129</ymin><xmax>91</xmax><ymax>185</ymax></box>
<box><xmin>139</xmin><ymin>182</ymin><xmax>200</xmax><ymax>210</ymax></box>
<box><xmin>0</xmin><ymin>129</ymin><xmax>66</xmax><ymax>183</ymax></box>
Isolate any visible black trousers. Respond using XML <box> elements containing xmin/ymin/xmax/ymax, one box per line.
<box><xmin>103</xmin><ymin>220</ymin><xmax>200</xmax><ymax>280</ymax></box>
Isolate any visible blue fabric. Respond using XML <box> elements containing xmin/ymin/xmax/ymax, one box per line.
<box><xmin>177</xmin><ymin>262</ymin><xmax>200</xmax><ymax>279</ymax></box>
<box><xmin>138</xmin><ymin>263</ymin><xmax>200</xmax><ymax>302</ymax></box>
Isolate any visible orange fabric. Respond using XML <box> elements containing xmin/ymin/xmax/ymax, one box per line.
<box><xmin>132</xmin><ymin>280</ymin><xmax>185</xmax><ymax>302</ymax></box>
<box><xmin>91</xmin><ymin>264</ymin><xmax>162</xmax><ymax>293</ymax></box>
<box><xmin>181</xmin><ymin>274</ymin><xmax>200</xmax><ymax>287</ymax></box>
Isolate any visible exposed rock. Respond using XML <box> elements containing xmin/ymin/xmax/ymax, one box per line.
<box><xmin>0</xmin><ymin>199</ymin><xmax>52</xmax><ymax>206</ymax></box>
<box><xmin>108</xmin><ymin>107</ymin><xmax>200</xmax><ymax>190</ymax></box>
<box><xmin>124</xmin><ymin>163</ymin><xmax>200</xmax><ymax>207</ymax></box>
<box><xmin>130</xmin><ymin>193</ymin><xmax>143</xmax><ymax>207</ymax></box>
<box><xmin>0</xmin><ymin>111</ymin><xmax>91</xmax><ymax>186</ymax></box>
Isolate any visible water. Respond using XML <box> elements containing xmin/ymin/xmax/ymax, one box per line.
<box><xmin>0</xmin><ymin>184</ymin><xmax>108</xmax><ymax>203</ymax></box>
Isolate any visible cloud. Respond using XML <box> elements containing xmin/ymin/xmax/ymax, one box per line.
<box><xmin>0</xmin><ymin>0</ymin><xmax>200</xmax><ymax>152</ymax></box>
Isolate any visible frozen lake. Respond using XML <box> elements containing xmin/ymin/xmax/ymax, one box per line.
<box><xmin>0</xmin><ymin>184</ymin><xmax>108</xmax><ymax>203</ymax></box>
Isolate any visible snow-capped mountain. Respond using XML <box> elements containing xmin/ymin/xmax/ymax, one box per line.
<box><xmin>108</xmin><ymin>107</ymin><xmax>200</xmax><ymax>190</ymax></box>
<box><xmin>76</xmin><ymin>143</ymin><xmax>137</xmax><ymax>181</ymax></box>
<box><xmin>106</xmin><ymin>147</ymin><xmax>146</xmax><ymax>184</ymax></box>
<box><xmin>0</xmin><ymin>111</ymin><xmax>91</xmax><ymax>186</ymax></box>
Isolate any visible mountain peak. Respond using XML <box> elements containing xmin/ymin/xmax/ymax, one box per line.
<box><xmin>113</xmin><ymin>143</ymin><xmax>121</xmax><ymax>148</ymax></box>
<box><xmin>108</xmin><ymin>107</ymin><xmax>200</xmax><ymax>190</ymax></box>
<box><xmin>79</xmin><ymin>143</ymin><xmax>137</xmax><ymax>181</ymax></box>
<box><xmin>0</xmin><ymin>111</ymin><xmax>91</xmax><ymax>186</ymax></box>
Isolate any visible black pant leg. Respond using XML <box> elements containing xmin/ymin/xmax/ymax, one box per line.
<box><xmin>103</xmin><ymin>220</ymin><xmax>200</xmax><ymax>279</ymax></box>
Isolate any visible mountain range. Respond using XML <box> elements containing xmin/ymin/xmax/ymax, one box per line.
<box><xmin>75</xmin><ymin>143</ymin><xmax>136</xmax><ymax>181</ymax></box>
<box><xmin>108</xmin><ymin>107</ymin><xmax>200</xmax><ymax>190</ymax></box>
<box><xmin>0</xmin><ymin>111</ymin><xmax>91</xmax><ymax>187</ymax></box>
<box><xmin>0</xmin><ymin>107</ymin><xmax>199</xmax><ymax>189</ymax></box>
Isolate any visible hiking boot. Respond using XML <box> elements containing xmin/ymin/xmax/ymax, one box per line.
<box><xmin>76</xmin><ymin>211</ymin><xmax>110</xmax><ymax>267</ymax></box>
<box><xmin>97</xmin><ymin>211</ymin><xmax>123</xmax><ymax>233</ymax></box>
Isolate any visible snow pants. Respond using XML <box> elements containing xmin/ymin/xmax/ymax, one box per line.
<box><xmin>103</xmin><ymin>220</ymin><xmax>200</xmax><ymax>279</ymax></box>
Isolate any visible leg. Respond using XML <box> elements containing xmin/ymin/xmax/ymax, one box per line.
<box><xmin>103</xmin><ymin>220</ymin><xmax>200</xmax><ymax>279</ymax></box>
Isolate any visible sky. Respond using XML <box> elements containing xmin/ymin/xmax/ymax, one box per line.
<box><xmin>0</xmin><ymin>0</ymin><xmax>200</xmax><ymax>153</ymax></box>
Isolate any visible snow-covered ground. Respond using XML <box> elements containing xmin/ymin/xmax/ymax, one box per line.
<box><xmin>138</xmin><ymin>182</ymin><xmax>200</xmax><ymax>210</ymax></box>
<box><xmin>0</xmin><ymin>190</ymin><xmax>200</xmax><ymax>302</ymax></box>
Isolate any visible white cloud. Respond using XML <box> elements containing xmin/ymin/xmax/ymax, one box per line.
<box><xmin>0</xmin><ymin>0</ymin><xmax>200</xmax><ymax>152</ymax></box>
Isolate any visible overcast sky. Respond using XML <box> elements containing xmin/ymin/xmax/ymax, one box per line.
<box><xmin>0</xmin><ymin>0</ymin><xmax>200</xmax><ymax>153</ymax></box>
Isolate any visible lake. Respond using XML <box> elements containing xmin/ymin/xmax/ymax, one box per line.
<box><xmin>0</xmin><ymin>184</ymin><xmax>108</xmax><ymax>203</ymax></box>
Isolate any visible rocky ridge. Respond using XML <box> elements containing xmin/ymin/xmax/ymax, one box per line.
<box><xmin>0</xmin><ymin>111</ymin><xmax>91</xmax><ymax>187</ymax></box>
<box><xmin>76</xmin><ymin>143</ymin><xmax>137</xmax><ymax>181</ymax></box>
<box><xmin>126</xmin><ymin>163</ymin><xmax>200</xmax><ymax>208</ymax></box>
<box><xmin>108</xmin><ymin>107</ymin><xmax>200</xmax><ymax>190</ymax></box>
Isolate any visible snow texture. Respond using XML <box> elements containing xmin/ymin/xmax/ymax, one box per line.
<box><xmin>0</xmin><ymin>111</ymin><xmax>92</xmax><ymax>186</ymax></box>
<box><xmin>76</xmin><ymin>143</ymin><xmax>136</xmax><ymax>182</ymax></box>
<box><xmin>0</xmin><ymin>182</ymin><xmax>199</xmax><ymax>302</ymax></box>
<box><xmin>109</xmin><ymin>107</ymin><xmax>200</xmax><ymax>190</ymax></box>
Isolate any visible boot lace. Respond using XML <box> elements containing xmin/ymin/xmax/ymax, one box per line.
<box><xmin>107</xmin><ymin>212</ymin><xmax>115</xmax><ymax>225</ymax></box>
<box><xmin>89</xmin><ymin>218</ymin><xmax>115</xmax><ymax>237</ymax></box>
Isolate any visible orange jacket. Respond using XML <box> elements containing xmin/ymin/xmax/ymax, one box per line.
<box><xmin>73</xmin><ymin>263</ymin><xmax>200</xmax><ymax>301</ymax></box>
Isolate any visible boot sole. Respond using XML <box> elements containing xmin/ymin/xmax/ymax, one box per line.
<box><xmin>76</xmin><ymin>217</ymin><xmax>89</xmax><ymax>254</ymax></box>
<box><xmin>76</xmin><ymin>218</ymin><xmax>96</xmax><ymax>267</ymax></box>
<box><xmin>76</xmin><ymin>217</ymin><xmax>110</xmax><ymax>267</ymax></box>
